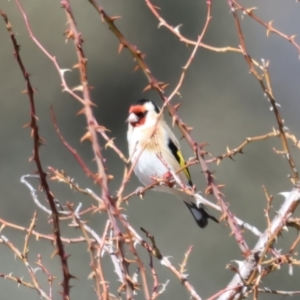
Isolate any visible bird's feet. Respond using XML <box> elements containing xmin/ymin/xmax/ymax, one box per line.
<box><xmin>162</xmin><ymin>171</ymin><xmax>175</xmax><ymax>187</ymax></box>
<box><xmin>134</xmin><ymin>186</ymin><xmax>145</xmax><ymax>199</ymax></box>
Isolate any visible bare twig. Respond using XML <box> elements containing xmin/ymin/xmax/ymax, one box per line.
<box><xmin>2</xmin><ymin>8</ymin><xmax>73</xmax><ymax>298</ymax></box>
<box><xmin>22</xmin><ymin>211</ymin><xmax>37</xmax><ymax>258</ymax></box>
<box><xmin>218</xmin><ymin>187</ymin><xmax>300</xmax><ymax>300</ymax></box>
<box><xmin>145</xmin><ymin>0</ymin><xmax>241</xmax><ymax>54</ymax></box>
<box><xmin>228</xmin><ymin>0</ymin><xmax>298</xmax><ymax>183</ymax></box>
<box><xmin>0</xmin><ymin>235</ymin><xmax>51</xmax><ymax>300</ymax></box>
<box><xmin>233</xmin><ymin>1</ymin><xmax>300</xmax><ymax>56</ymax></box>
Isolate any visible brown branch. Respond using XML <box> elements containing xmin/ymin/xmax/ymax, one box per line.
<box><xmin>207</xmin><ymin>285</ymin><xmax>242</xmax><ymax>300</ymax></box>
<box><xmin>168</xmin><ymin>12</ymin><xmax>211</xmax><ymax>101</ymax></box>
<box><xmin>262</xmin><ymin>186</ymin><xmax>273</xmax><ymax>231</ymax></box>
<box><xmin>2</xmin><ymin>7</ymin><xmax>73</xmax><ymax>299</ymax></box>
<box><xmin>217</xmin><ymin>187</ymin><xmax>300</xmax><ymax>300</ymax></box>
<box><xmin>36</xmin><ymin>254</ymin><xmax>56</xmax><ymax>299</ymax></box>
<box><xmin>22</xmin><ymin>211</ymin><xmax>37</xmax><ymax>258</ymax></box>
<box><xmin>0</xmin><ymin>216</ymin><xmax>95</xmax><ymax>243</ymax></box>
<box><xmin>96</xmin><ymin>221</ymin><xmax>111</xmax><ymax>300</ymax></box>
<box><xmin>0</xmin><ymin>235</ymin><xmax>51</xmax><ymax>300</ymax></box>
<box><xmin>60</xmin><ymin>1</ymin><xmax>150</xmax><ymax>297</ymax></box>
<box><xmin>89</xmin><ymin>0</ymin><xmax>250</xmax><ymax>255</ymax></box>
<box><xmin>0</xmin><ymin>273</ymin><xmax>35</xmax><ymax>290</ymax></box>
<box><xmin>145</xmin><ymin>0</ymin><xmax>241</xmax><ymax>54</ymax></box>
<box><xmin>233</xmin><ymin>1</ymin><xmax>300</xmax><ymax>56</ymax></box>
<box><xmin>257</xmin><ymin>287</ymin><xmax>300</xmax><ymax>296</ymax></box>
<box><xmin>50</xmin><ymin>109</ymin><xmax>102</xmax><ymax>188</ymax></box>
<box><xmin>179</xmin><ymin>246</ymin><xmax>193</xmax><ymax>275</ymax></box>
<box><xmin>206</xmin><ymin>130</ymin><xmax>300</xmax><ymax>165</ymax></box>
<box><xmin>66</xmin><ymin>204</ymin><xmax>103</xmax><ymax>299</ymax></box>
<box><xmin>207</xmin><ymin>131</ymin><xmax>280</xmax><ymax>164</ymax></box>
<box><xmin>228</xmin><ymin>1</ymin><xmax>298</xmax><ymax>183</ymax></box>
<box><xmin>138</xmin><ymin>227</ymin><xmax>202</xmax><ymax>300</ymax></box>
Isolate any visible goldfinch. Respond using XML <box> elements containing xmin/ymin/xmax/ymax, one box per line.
<box><xmin>127</xmin><ymin>99</ymin><xmax>218</xmax><ymax>228</ymax></box>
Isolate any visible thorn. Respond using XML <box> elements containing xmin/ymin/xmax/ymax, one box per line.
<box><xmin>181</xmin><ymin>122</ymin><xmax>188</xmax><ymax>129</ymax></box>
<box><xmin>87</xmin><ymin>271</ymin><xmax>96</xmax><ymax>280</ymax></box>
<box><xmin>289</xmin><ymin>264</ymin><xmax>293</xmax><ymax>276</ymax></box>
<box><xmin>64</xmin><ymin>29</ymin><xmax>75</xmax><ymax>41</ymax></box>
<box><xmin>105</xmin><ymin>138</ymin><xmax>116</xmax><ymax>149</ymax></box>
<box><xmin>32</xmin><ymin>114</ymin><xmax>39</xmax><ymax>121</ymax></box>
<box><xmin>289</xmin><ymin>35</ymin><xmax>297</xmax><ymax>42</ymax></box>
<box><xmin>68</xmin><ymin>273</ymin><xmax>78</xmax><ymax>280</ymax></box>
<box><xmin>72</xmin><ymin>85</ymin><xmax>84</xmax><ymax>92</ymax></box>
<box><xmin>172</xmin><ymin>116</ymin><xmax>177</xmax><ymax>127</ymax></box>
<box><xmin>174</xmin><ymin>24</ymin><xmax>183</xmax><ymax>34</ymax></box>
<box><xmin>33</xmin><ymin>267</ymin><xmax>41</xmax><ymax>274</ymax></box>
<box><xmin>110</xmin><ymin>16</ymin><xmax>122</xmax><ymax>22</ymax></box>
<box><xmin>80</xmin><ymin>131</ymin><xmax>92</xmax><ymax>143</ymax></box>
<box><xmin>173</xmin><ymin>103</ymin><xmax>181</xmax><ymax>111</ymax></box>
<box><xmin>244</xmin><ymin>7</ymin><xmax>257</xmax><ymax>15</ymax></box>
<box><xmin>133</xmin><ymin>65</ymin><xmax>140</xmax><ymax>72</ymax></box>
<box><xmin>76</xmin><ymin>108</ymin><xmax>85</xmax><ymax>115</ymax></box>
<box><xmin>161</xmin><ymin>83</ymin><xmax>169</xmax><ymax>90</ymax></box>
<box><xmin>118</xmin><ymin>43</ymin><xmax>124</xmax><ymax>54</ymax></box>
<box><xmin>100</xmin><ymin>14</ymin><xmax>105</xmax><ymax>23</ymax></box>
<box><xmin>279</xmin><ymin>192</ymin><xmax>290</xmax><ymax>199</ymax></box>
<box><xmin>231</xmin><ymin>259</ymin><xmax>244</xmax><ymax>270</ymax></box>
<box><xmin>205</xmin><ymin>185</ymin><xmax>212</xmax><ymax>195</ymax></box>
<box><xmin>38</xmin><ymin>137</ymin><xmax>46</xmax><ymax>146</ymax></box>
<box><xmin>95</xmin><ymin>125</ymin><xmax>110</xmax><ymax>132</ymax></box>
<box><xmin>59</xmin><ymin>68</ymin><xmax>72</xmax><ymax>76</ymax></box>
<box><xmin>266</xmin><ymin>20</ymin><xmax>274</xmax><ymax>37</ymax></box>
<box><xmin>142</xmin><ymin>84</ymin><xmax>152</xmax><ymax>92</ymax></box>
<box><xmin>51</xmin><ymin>248</ymin><xmax>59</xmax><ymax>258</ymax></box>
<box><xmin>158</xmin><ymin>21</ymin><xmax>165</xmax><ymax>29</ymax></box>
<box><xmin>0</xmin><ymin>223</ymin><xmax>6</xmax><ymax>232</ymax></box>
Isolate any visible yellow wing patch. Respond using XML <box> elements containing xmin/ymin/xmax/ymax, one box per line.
<box><xmin>176</xmin><ymin>150</ymin><xmax>192</xmax><ymax>184</ymax></box>
<box><xmin>167</xmin><ymin>138</ymin><xmax>193</xmax><ymax>186</ymax></box>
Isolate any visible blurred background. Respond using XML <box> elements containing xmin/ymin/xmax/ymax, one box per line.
<box><xmin>0</xmin><ymin>0</ymin><xmax>300</xmax><ymax>299</ymax></box>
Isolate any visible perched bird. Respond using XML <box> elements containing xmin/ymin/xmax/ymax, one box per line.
<box><xmin>127</xmin><ymin>99</ymin><xmax>218</xmax><ymax>228</ymax></box>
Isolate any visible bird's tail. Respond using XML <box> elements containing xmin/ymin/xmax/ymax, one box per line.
<box><xmin>184</xmin><ymin>202</ymin><xmax>218</xmax><ymax>228</ymax></box>
<box><xmin>167</xmin><ymin>188</ymin><xmax>219</xmax><ymax>228</ymax></box>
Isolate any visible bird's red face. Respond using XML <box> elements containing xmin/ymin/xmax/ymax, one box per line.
<box><xmin>127</xmin><ymin>99</ymin><xmax>160</xmax><ymax>128</ymax></box>
<box><xmin>127</xmin><ymin>104</ymin><xmax>148</xmax><ymax>127</ymax></box>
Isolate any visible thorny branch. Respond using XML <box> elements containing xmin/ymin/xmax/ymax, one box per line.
<box><xmin>228</xmin><ymin>0</ymin><xmax>299</xmax><ymax>183</ymax></box>
<box><xmin>90</xmin><ymin>0</ymin><xmax>251</xmax><ymax>257</ymax></box>
<box><xmin>1</xmin><ymin>8</ymin><xmax>72</xmax><ymax>299</ymax></box>
<box><xmin>1</xmin><ymin>1</ymin><xmax>300</xmax><ymax>300</ymax></box>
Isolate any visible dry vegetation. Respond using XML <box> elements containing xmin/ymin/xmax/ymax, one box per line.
<box><xmin>1</xmin><ymin>1</ymin><xmax>300</xmax><ymax>299</ymax></box>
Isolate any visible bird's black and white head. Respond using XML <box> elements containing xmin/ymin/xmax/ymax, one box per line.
<box><xmin>127</xmin><ymin>99</ymin><xmax>161</xmax><ymax>128</ymax></box>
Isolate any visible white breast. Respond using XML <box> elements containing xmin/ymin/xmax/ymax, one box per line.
<box><xmin>132</xmin><ymin>148</ymin><xmax>169</xmax><ymax>186</ymax></box>
<box><xmin>128</xmin><ymin>123</ymin><xmax>170</xmax><ymax>186</ymax></box>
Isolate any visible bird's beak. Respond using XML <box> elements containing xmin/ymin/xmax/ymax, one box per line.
<box><xmin>126</xmin><ymin>113</ymin><xmax>139</xmax><ymax>123</ymax></box>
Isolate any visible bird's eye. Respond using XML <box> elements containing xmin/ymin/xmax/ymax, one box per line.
<box><xmin>136</xmin><ymin>111</ymin><xmax>147</xmax><ymax>119</ymax></box>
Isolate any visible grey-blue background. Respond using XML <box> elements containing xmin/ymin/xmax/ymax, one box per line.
<box><xmin>0</xmin><ymin>0</ymin><xmax>300</xmax><ymax>299</ymax></box>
